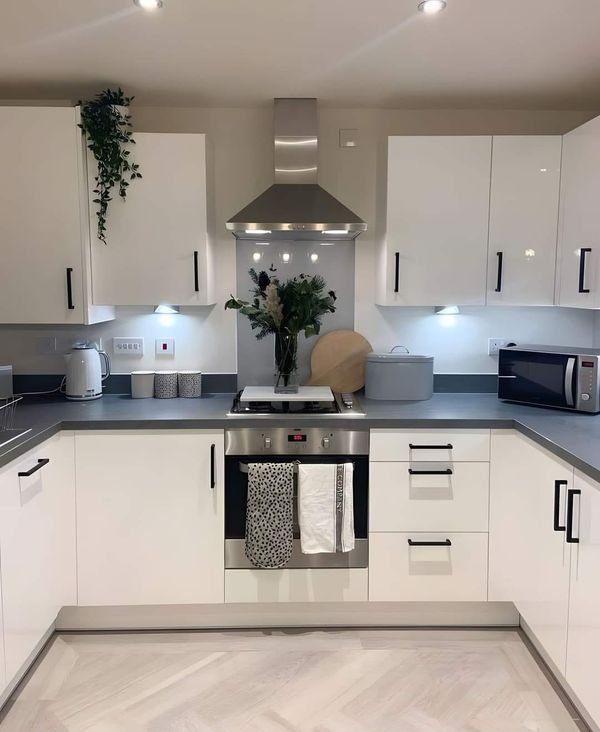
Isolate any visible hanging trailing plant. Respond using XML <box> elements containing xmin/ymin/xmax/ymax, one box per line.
<box><xmin>78</xmin><ymin>88</ymin><xmax>142</xmax><ymax>244</ymax></box>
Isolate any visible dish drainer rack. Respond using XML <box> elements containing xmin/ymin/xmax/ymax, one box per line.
<box><xmin>0</xmin><ymin>396</ymin><xmax>22</xmax><ymax>432</ymax></box>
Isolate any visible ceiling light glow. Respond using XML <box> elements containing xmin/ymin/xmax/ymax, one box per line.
<box><xmin>134</xmin><ymin>0</ymin><xmax>163</xmax><ymax>9</ymax></box>
<box><xmin>418</xmin><ymin>0</ymin><xmax>447</xmax><ymax>14</ymax></box>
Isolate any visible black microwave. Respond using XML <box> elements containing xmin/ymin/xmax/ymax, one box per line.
<box><xmin>498</xmin><ymin>345</ymin><xmax>600</xmax><ymax>414</ymax></box>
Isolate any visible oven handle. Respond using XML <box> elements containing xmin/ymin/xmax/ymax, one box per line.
<box><xmin>565</xmin><ymin>357</ymin><xmax>576</xmax><ymax>408</ymax></box>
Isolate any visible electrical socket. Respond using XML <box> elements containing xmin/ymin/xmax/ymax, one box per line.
<box><xmin>156</xmin><ymin>338</ymin><xmax>175</xmax><ymax>356</ymax></box>
<box><xmin>55</xmin><ymin>336</ymin><xmax>102</xmax><ymax>354</ymax></box>
<box><xmin>488</xmin><ymin>338</ymin><xmax>509</xmax><ymax>356</ymax></box>
<box><xmin>113</xmin><ymin>337</ymin><xmax>144</xmax><ymax>356</ymax></box>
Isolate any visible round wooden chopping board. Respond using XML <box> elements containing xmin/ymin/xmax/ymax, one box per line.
<box><xmin>308</xmin><ymin>330</ymin><xmax>373</xmax><ymax>393</ymax></box>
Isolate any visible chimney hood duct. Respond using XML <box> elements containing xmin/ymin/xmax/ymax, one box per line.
<box><xmin>226</xmin><ymin>98</ymin><xmax>367</xmax><ymax>241</ymax></box>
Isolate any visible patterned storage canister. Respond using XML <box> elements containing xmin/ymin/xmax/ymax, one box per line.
<box><xmin>154</xmin><ymin>370</ymin><xmax>178</xmax><ymax>399</ymax></box>
<box><xmin>178</xmin><ymin>370</ymin><xmax>202</xmax><ymax>398</ymax></box>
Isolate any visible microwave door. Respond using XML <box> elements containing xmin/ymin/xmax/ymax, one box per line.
<box><xmin>498</xmin><ymin>351</ymin><xmax>575</xmax><ymax>408</ymax></box>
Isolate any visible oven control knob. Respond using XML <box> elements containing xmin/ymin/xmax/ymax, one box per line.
<box><xmin>322</xmin><ymin>437</ymin><xmax>331</xmax><ymax>449</ymax></box>
<box><xmin>264</xmin><ymin>436</ymin><xmax>272</xmax><ymax>449</ymax></box>
<box><xmin>581</xmin><ymin>393</ymin><xmax>591</xmax><ymax>401</ymax></box>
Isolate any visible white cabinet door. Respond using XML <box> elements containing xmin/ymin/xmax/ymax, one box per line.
<box><xmin>89</xmin><ymin>133</ymin><xmax>214</xmax><ymax>306</ymax></box>
<box><xmin>381</xmin><ymin>136</ymin><xmax>491</xmax><ymax>306</ymax></box>
<box><xmin>565</xmin><ymin>471</ymin><xmax>600</xmax><ymax>727</ymax></box>
<box><xmin>76</xmin><ymin>430</ymin><xmax>224</xmax><ymax>606</ymax></box>
<box><xmin>556</xmin><ymin>115</ymin><xmax>600</xmax><ymax>309</ymax></box>
<box><xmin>487</xmin><ymin>136</ymin><xmax>561</xmax><ymax>306</ymax></box>
<box><xmin>0</xmin><ymin>108</ymin><xmax>87</xmax><ymax>324</ymax></box>
<box><xmin>489</xmin><ymin>431</ymin><xmax>572</xmax><ymax>673</ymax></box>
<box><xmin>0</xmin><ymin>433</ymin><xmax>76</xmax><ymax>682</ymax></box>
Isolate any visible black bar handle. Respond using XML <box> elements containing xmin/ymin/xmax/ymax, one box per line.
<box><xmin>394</xmin><ymin>252</ymin><xmax>400</xmax><ymax>293</ymax></box>
<box><xmin>579</xmin><ymin>248</ymin><xmax>591</xmax><ymax>294</ymax></box>
<box><xmin>66</xmin><ymin>267</ymin><xmax>74</xmax><ymax>310</ymax></box>
<box><xmin>409</xmin><ymin>443</ymin><xmax>453</xmax><ymax>450</ymax></box>
<box><xmin>408</xmin><ymin>539</ymin><xmax>452</xmax><ymax>547</ymax></box>
<box><xmin>193</xmin><ymin>251</ymin><xmax>199</xmax><ymax>292</ymax></box>
<box><xmin>495</xmin><ymin>251</ymin><xmax>503</xmax><ymax>293</ymax></box>
<box><xmin>566</xmin><ymin>488</ymin><xmax>581</xmax><ymax>543</ymax></box>
<box><xmin>553</xmin><ymin>479</ymin><xmax>568</xmax><ymax>532</ymax></box>
<box><xmin>409</xmin><ymin>468</ymin><xmax>453</xmax><ymax>475</ymax></box>
<box><xmin>18</xmin><ymin>458</ymin><xmax>50</xmax><ymax>478</ymax></box>
<box><xmin>210</xmin><ymin>443</ymin><xmax>216</xmax><ymax>489</ymax></box>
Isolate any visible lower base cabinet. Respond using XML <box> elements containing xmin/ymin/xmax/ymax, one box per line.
<box><xmin>0</xmin><ymin>433</ymin><xmax>76</xmax><ymax>683</ymax></box>
<box><xmin>565</xmin><ymin>470</ymin><xmax>600</xmax><ymax>727</ymax></box>
<box><xmin>225</xmin><ymin>569</ymin><xmax>368</xmax><ymax>603</ymax></box>
<box><xmin>75</xmin><ymin>431</ymin><xmax>224</xmax><ymax>606</ymax></box>
<box><xmin>369</xmin><ymin>532</ymin><xmax>488</xmax><ymax>601</ymax></box>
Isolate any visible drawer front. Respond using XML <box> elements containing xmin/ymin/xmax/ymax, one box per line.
<box><xmin>225</xmin><ymin>569</ymin><xmax>368</xmax><ymax>603</ymax></box>
<box><xmin>369</xmin><ymin>532</ymin><xmax>488</xmax><ymax>601</ymax></box>
<box><xmin>370</xmin><ymin>462</ymin><xmax>489</xmax><ymax>532</ymax></box>
<box><xmin>370</xmin><ymin>429</ymin><xmax>490</xmax><ymax>462</ymax></box>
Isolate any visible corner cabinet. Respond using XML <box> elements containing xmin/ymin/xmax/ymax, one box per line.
<box><xmin>379</xmin><ymin>136</ymin><xmax>492</xmax><ymax>306</ymax></box>
<box><xmin>486</xmin><ymin>136</ymin><xmax>561</xmax><ymax>306</ymax></box>
<box><xmin>87</xmin><ymin>133</ymin><xmax>215</xmax><ymax>306</ymax></box>
<box><xmin>556</xmin><ymin>114</ymin><xmax>600</xmax><ymax>309</ymax></box>
<box><xmin>0</xmin><ymin>107</ymin><xmax>113</xmax><ymax>324</ymax></box>
<box><xmin>489</xmin><ymin>430</ymin><xmax>572</xmax><ymax>673</ymax></box>
<box><xmin>0</xmin><ymin>432</ymin><xmax>76</xmax><ymax>683</ymax></box>
<box><xmin>75</xmin><ymin>430</ymin><xmax>224</xmax><ymax>606</ymax></box>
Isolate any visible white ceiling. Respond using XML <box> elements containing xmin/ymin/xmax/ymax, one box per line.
<box><xmin>2</xmin><ymin>0</ymin><xmax>600</xmax><ymax>109</ymax></box>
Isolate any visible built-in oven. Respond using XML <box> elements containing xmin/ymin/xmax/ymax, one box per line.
<box><xmin>498</xmin><ymin>344</ymin><xmax>600</xmax><ymax>413</ymax></box>
<box><xmin>224</xmin><ymin>427</ymin><xmax>369</xmax><ymax>568</ymax></box>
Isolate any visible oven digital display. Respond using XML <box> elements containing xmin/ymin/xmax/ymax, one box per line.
<box><xmin>288</xmin><ymin>434</ymin><xmax>307</xmax><ymax>442</ymax></box>
<box><xmin>582</xmin><ymin>361</ymin><xmax>595</xmax><ymax>368</ymax></box>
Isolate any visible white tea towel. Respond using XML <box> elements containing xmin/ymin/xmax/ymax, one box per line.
<box><xmin>298</xmin><ymin>463</ymin><xmax>355</xmax><ymax>554</ymax></box>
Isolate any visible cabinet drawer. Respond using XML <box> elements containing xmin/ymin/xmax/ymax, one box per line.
<box><xmin>225</xmin><ymin>569</ymin><xmax>368</xmax><ymax>603</ymax></box>
<box><xmin>370</xmin><ymin>462</ymin><xmax>489</xmax><ymax>532</ymax></box>
<box><xmin>370</xmin><ymin>429</ymin><xmax>490</xmax><ymax>462</ymax></box>
<box><xmin>369</xmin><ymin>533</ymin><xmax>488</xmax><ymax>601</ymax></box>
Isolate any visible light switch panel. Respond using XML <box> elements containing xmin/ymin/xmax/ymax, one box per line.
<box><xmin>113</xmin><ymin>337</ymin><xmax>144</xmax><ymax>356</ymax></box>
<box><xmin>156</xmin><ymin>338</ymin><xmax>175</xmax><ymax>356</ymax></box>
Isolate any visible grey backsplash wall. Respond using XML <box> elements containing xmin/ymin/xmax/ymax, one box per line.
<box><xmin>235</xmin><ymin>241</ymin><xmax>355</xmax><ymax>389</ymax></box>
<box><xmin>0</xmin><ymin>105</ymin><xmax>598</xmax><ymax>380</ymax></box>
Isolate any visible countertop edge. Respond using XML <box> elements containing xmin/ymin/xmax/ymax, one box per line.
<box><xmin>2</xmin><ymin>411</ymin><xmax>599</xmax><ymax>486</ymax></box>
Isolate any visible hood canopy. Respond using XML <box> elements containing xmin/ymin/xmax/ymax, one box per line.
<box><xmin>226</xmin><ymin>98</ymin><xmax>366</xmax><ymax>241</ymax></box>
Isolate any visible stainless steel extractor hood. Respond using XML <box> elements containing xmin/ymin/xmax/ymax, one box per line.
<box><xmin>226</xmin><ymin>98</ymin><xmax>367</xmax><ymax>241</ymax></box>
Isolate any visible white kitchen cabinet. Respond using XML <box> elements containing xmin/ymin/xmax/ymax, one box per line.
<box><xmin>369</xmin><ymin>532</ymin><xmax>488</xmax><ymax>602</ymax></box>
<box><xmin>75</xmin><ymin>430</ymin><xmax>224</xmax><ymax>606</ymax></box>
<box><xmin>556</xmin><ymin>114</ymin><xmax>600</xmax><ymax>308</ymax></box>
<box><xmin>489</xmin><ymin>431</ymin><xmax>572</xmax><ymax>673</ymax></box>
<box><xmin>0</xmin><ymin>107</ymin><xmax>113</xmax><ymax>325</ymax></box>
<box><xmin>0</xmin><ymin>433</ymin><xmax>76</xmax><ymax>682</ymax></box>
<box><xmin>370</xmin><ymin>461</ymin><xmax>489</xmax><ymax>533</ymax></box>
<box><xmin>565</xmin><ymin>470</ymin><xmax>600</xmax><ymax>726</ymax></box>
<box><xmin>379</xmin><ymin>136</ymin><xmax>492</xmax><ymax>306</ymax></box>
<box><xmin>88</xmin><ymin>133</ymin><xmax>214</xmax><ymax>306</ymax></box>
<box><xmin>370</xmin><ymin>429</ymin><xmax>490</xmax><ymax>463</ymax></box>
<box><xmin>486</xmin><ymin>136</ymin><xmax>562</xmax><ymax>306</ymax></box>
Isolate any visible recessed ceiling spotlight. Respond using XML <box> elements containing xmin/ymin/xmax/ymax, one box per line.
<box><xmin>134</xmin><ymin>0</ymin><xmax>163</xmax><ymax>10</ymax></box>
<box><xmin>418</xmin><ymin>0</ymin><xmax>447</xmax><ymax>14</ymax></box>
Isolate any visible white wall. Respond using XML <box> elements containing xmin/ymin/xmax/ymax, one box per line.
<box><xmin>0</xmin><ymin>106</ymin><xmax>597</xmax><ymax>376</ymax></box>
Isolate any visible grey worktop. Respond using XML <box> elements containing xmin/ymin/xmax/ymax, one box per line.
<box><xmin>1</xmin><ymin>393</ymin><xmax>600</xmax><ymax>483</ymax></box>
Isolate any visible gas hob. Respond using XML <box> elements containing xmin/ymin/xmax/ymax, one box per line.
<box><xmin>228</xmin><ymin>387</ymin><xmax>365</xmax><ymax>417</ymax></box>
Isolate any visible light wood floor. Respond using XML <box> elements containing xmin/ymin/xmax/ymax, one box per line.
<box><xmin>0</xmin><ymin>629</ymin><xmax>587</xmax><ymax>731</ymax></box>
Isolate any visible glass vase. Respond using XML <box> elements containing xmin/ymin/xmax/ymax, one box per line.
<box><xmin>274</xmin><ymin>332</ymin><xmax>299</xmax><ymax>394</ymax></box>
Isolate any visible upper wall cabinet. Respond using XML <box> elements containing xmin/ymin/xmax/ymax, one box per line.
<box><xmin>0</xmin><ymin>107</ymin><xmax>113</xmax><ymax>325</ymax></box>
<box><xmin>380</xmin><ymin>136</ymin><xmax>492</xmax><ymax>306</ymax></box>
<box><xmin>88</xmin><ymin>133</ymin><xmax>214</xmax><ymax>307</ymax></box>
<box><xmin>486</xmin><ymin>136</ymin><xmax>562</xmax><ymax>306</ymax></box>
<box><xmin>556</xmin><ymin>115</ymin><xmax>600</xmax><ymax>309</ymax></box>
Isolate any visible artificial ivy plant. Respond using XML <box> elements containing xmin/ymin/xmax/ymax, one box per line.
<box><xmin>78</xmin><ymin>88</ymin><xmax>141</xmax><ymax>244</ymax></box>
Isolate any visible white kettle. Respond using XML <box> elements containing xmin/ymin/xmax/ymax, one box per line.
<box><xmin>65</xmin><ymin>343</ymin><xmax>110</xmax><ymax>401</ymax></box>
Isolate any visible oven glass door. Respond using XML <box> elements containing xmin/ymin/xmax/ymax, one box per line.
<box><xmin>498</xmin><ymin>351</ymin><xmax>576</xmax><ymax>408</ymax></box>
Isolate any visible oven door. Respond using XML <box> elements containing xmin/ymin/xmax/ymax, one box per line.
<box><xmin>224</xmin><ymin>455</ymin><xmax>368</xmax><ymax>569</ymax></box>
<box><xmin>498</xmin><ymin>349</ymin><xmax>577</xmax><ymax>409</ymax></box>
